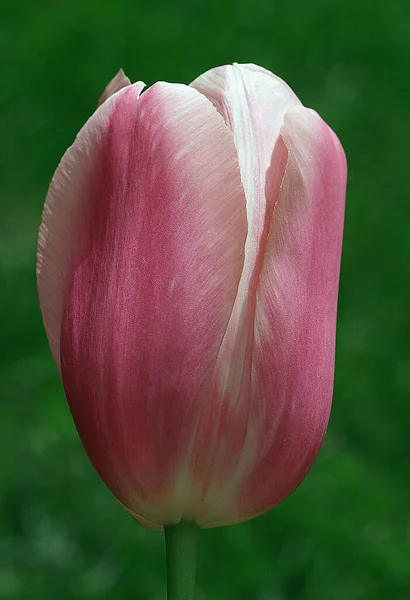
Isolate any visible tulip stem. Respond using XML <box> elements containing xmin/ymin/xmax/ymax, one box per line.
<box><xmin>164</xmin><ymin>520</ymin><xmax>197</xmax><ymax>600</ymax></box>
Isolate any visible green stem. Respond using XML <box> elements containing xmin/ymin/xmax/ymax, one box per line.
<box><xmin>164</xmin><ymin>521</ymin><xmax>197</xmax><ymax>600</ymax></box>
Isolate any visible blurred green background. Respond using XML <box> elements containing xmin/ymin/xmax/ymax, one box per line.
<box><xmin>1</xmin><ymin>0</ymin><xmax>409</xmax><ymax>598</ymax></box>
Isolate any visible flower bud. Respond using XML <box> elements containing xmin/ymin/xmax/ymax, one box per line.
<box><xmin>37</xmin><ymin>64</ymin><xmax>346</xmax><ymax>529</ymax></box>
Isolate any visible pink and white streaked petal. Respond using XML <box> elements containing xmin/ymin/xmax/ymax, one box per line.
<box><xmin>98</xmin><ymin>69</ymin><xmax>132</xmax><ymax>106</ymax></box>
<box><xmin>37</xmin><ymin>81</ymin><xmax>145</xmax><ymax>372</ymax></box>
<box><xmin>187</xmin><ymin>64</ymin><xmax>301</xmax><ymax>524</ymax></box>
<box><xmin>59</xmin><ymin>83</ymin><xmax>248</xmax><ymax>527</ymax></box>
<box><xmin>190</xmin><ymin>138</ymin><xmax>289</xmax><ymax>527</ymax></box>
<box><xmin>231</xmin><ymin>107</ymin><xmax>347</xmax><ymax>524</ymax></box>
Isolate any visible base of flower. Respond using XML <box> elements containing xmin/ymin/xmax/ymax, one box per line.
<box><xmin>164</xmin><ymin>520</ymin><xmax>198</xmax><ymax>600</ymax></box>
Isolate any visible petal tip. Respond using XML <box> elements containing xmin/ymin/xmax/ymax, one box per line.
<box><xmin>98</xmin><ymin>68</ymin><xmax>132</xmax><ymax>107</ymax></box>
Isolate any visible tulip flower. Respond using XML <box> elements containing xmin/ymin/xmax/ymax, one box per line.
<box><xmin>37</xmin><ymin>63</ymin><xmax>346</xmax><ymax>599</ymax></box>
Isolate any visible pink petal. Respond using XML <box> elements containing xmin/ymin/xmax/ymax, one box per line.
<box><xmin>189</xmin><ymin>136</ymin><xmax>289</xmax><ymax>525</ymax></box>
<box><xmin>230</xmin><ymin>107</ymin><xmax>347</xmax><ymax>524</ymax></box>
<box><xmin>188</xmin><ymin>64</ymin><xmax>301</xmax><ymax>522</ymax></box>
<box><xmin>37</xmin><ymin>81</ymin><xmax>145</xmax><ymax>372</ymax></box>
<box><xmin>97</xmin><ymin>69</ymin><xmax>132</xmax><ymax>106</ymax></box>
<box><xmin>58</xmin><ymin>83</ymin><xmax>247</xmax><ymax>526</ymax></box>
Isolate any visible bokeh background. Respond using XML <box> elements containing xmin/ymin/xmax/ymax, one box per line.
<box><xmin>1</xmin><ymin>0</ymin><xmax>409</xmax><ymax>598</ymax></box>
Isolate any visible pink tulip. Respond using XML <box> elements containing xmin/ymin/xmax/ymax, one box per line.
<box><xmin>37</xmin><ymin>64</ymin><xmax>346</xmax><ymax>530</ymax></box>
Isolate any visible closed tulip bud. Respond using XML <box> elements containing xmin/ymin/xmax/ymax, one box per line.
<box><xmin>37</xmin><ymin>63</ymin><xmax>346</xmax><ymax>531</ymax></box>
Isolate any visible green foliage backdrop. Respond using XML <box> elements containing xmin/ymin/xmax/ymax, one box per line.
<box><xmin>1</xmin><ymin>0</ymin><xmax>409</xmax><ymax>598</ymax></box>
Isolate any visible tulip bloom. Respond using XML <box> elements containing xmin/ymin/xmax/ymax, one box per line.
<box><xmin>37</xmin><ymin>64</ymin><xmax>346</xmax><ymax>531</ymax></box>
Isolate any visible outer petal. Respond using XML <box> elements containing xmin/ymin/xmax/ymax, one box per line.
<box><xmin>37</xmin><ymin>81</ymin><xmax>145</xmax><ymax>372</ymax></box>
<box><xmin>97</xmin><ymin>69</ymin><xmax>132</xmax><ymax>106</ymax></box>
<box><xmin>229</xmin><ymin>107</ymin><xmax>347</xmax><ymax>525</ymax></box>
<box><xmin>58</xmin><ymin>83</ymin><xmax>248</xmax><ymax>526</ymax></box>
<box><xmin>187</xmin><ymin>64</ymin><xmax>300</xmax><ymax>522</ymax></box>
<box><xmin>188</xmin><ymin>137</ymin><xmax>289</xmax><ymax>525</ymax></box>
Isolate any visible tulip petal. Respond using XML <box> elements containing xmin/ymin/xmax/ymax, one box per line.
<box><xmin>228</xmin><ymin>107</ymin><xmax>346</xmax><ymax>525</ymax></box>
<box><xmin>37</xmin><ymin>81</ymin><xmax>145</xmax><ymax>372</ymax></box>
<box><xmin>57</xmin><ymin>83</ymin><xmax>247</xmax><ymax>525</ymax></box>
<box><xmin>98</xmin><ymin>69</ymin><xmax>132</xmax><ymax>106</ymax></box>
<box><xmin>188</xmin><ymin>136</ymin><xmax>289</xmax><ymax>525</ymax></box>
<box><xmin>187</xmin><ymin>64</ymin><xmax>301</xmax><ymax>522</ymax></box>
